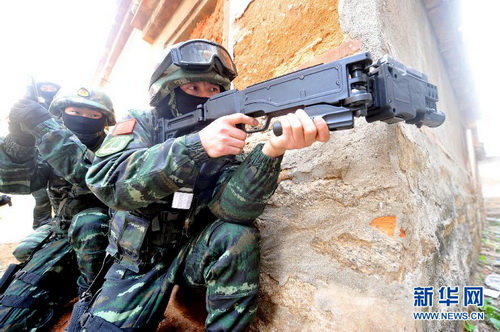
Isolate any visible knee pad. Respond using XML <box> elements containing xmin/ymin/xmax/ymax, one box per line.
<box><xmin>207</xmin><ymin>221</ymin><xmax>260</xmax><ymax>253</ymax></box>
<box><xmin>68</xmin><ymin>208</ymin><xmax>109</xmax><ymax>245</ymax></box>
<box><xmin>12</xmin><ymin>224</ymin><xmax>53</xmax><ymax>262</ymax></box>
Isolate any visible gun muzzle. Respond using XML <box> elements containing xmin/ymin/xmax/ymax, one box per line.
<box><xmin>416</xmin><ymin>109</ymin><xmax>446</xmax><ymax>128</ymax></box>
<box><xmin>365</xmin><ymin>56</ymin><xmax>445</xmax><ymax>129</ymax></box>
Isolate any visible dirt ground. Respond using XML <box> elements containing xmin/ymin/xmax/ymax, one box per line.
<box><xmin>0</xmin><ymin>243</ymin><xmax>19</xmax><ymax>274</ymax></box>
<box><xmin>469</xmin><ymin>212</ymin><xmax>500</xmax><ymax>332</ymax></box>
<box><xmin>467</xmin><ymin>156</ymin><xmax>500</xmax><ymax>331</ymax></box>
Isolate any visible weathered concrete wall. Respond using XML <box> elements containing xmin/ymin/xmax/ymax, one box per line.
<box><xmin>186</xmin><ymin>0</ymin><xmax>483</xmax><ymax>330</ymax></box>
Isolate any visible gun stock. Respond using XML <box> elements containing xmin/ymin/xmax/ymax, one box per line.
<box><xmin>159</xmin><ymin>52</ymin><xmax>444</xmax><ymax>140</ymax></box>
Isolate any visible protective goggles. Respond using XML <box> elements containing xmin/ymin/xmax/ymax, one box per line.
<box><xmin>150</xmin><ymin>40</ymin><xmax>237</xmax><ymax>86</ymax></box>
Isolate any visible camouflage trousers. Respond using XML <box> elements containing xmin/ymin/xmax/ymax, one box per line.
<box><xmin>31</xmin><ymin>187</ymin><xmax>52</xmax><ymax>229</ymax></box>
<box><xmin>0</xmin><ymin>235</ymin><xmax>79</xmax><ymax>330</ymax></box>
<box><xmin>0</xmin><ymin>207</ymin><xmax>109</xmax><ymax>330</ymax></box>
<box><xmin>12</xmin><ymin>224</ymin><xmax>53</xmax><ymax>263</ymax></box>
<box><xmin>74</xmin><ymin>220</ymin><xmax>261</xmax><ymax>331</ymax></box>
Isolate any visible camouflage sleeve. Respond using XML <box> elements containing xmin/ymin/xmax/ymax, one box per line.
<box><xmin>29</xmin><ymin>118</ymin><xmax>94</xmax><ymax>189</ymax></box>
<box><xmin>86</xmin><ymin>110</ymin><xmax>211</xmax><ymax>211</ymax></box>
<box><xmin>208</xmin><ymin>143</ymin><xmax>283</xmax><ymax>224</ymax></box>
<box><xmin>0</xmin><ymin>135</ymin><xmax>47</xmax><ymax>194</ymax></box>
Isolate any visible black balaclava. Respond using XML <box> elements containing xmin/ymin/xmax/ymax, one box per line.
<box><xmin>36</xmin><ymin>82</ymin><xmax>61</xmax><ymax>108</ymax></box>
<box><xmin>156</xmin><ymin>87</ymin><xmax>210</xmax><ymax>119</ymax></box>
<box><xmin>62</xmin><ymin>112</ymin><xmax>106</xmax><ymax>150</ymax></box>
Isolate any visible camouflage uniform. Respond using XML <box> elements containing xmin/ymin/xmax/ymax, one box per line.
<box><xmin>0</xmin><ymin>87</ymin><xmax>114</xmax><ymax>330</ymax></box>
<box><xmin>29</xmin><ymin>81</ymin><xmax>61</xmax><ymax>230</ymax></box>
<box><xmin>31</xmin><ymin>187</ymin><xmax>52</xmax><ymax>228</ymax></box>
<box><xmin>10</xmin><ymin>155</ymin><xmax>55</xmax><ymax>262</ymax></box>
<box><xmin>74</xmin><ymin>104</ymin><xmax>283</xmax><ymax>331</ymax></box>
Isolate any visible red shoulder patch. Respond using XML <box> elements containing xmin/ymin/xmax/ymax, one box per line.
<box><xmin>112</xmin><ymin>119</ymin><xmax>137</xmax><ymax>136</ymax></box>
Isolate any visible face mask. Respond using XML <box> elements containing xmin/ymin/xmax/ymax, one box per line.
<box><xmin>156</xmin><ymin>87</ymin><xmax>209</xmax><ymax>119</ymax></box>
<box><xmin>62</xmin><ymin>112</ymin><xmax>106</xmax><ymax>134</ymax></box>
<box><xmin>156</xmin><ymin>94</ymin><xmax>175</xmax><ymax>119</ymax></box>
<box><xmin>174</xmin><ymin>87</ymin><xmax>209</xmax><ymax>115</ymax></box>
<box><xmin>74</xmin><ymin>131</ymin><xmax>106</xmax><ymax>150</ymax></box>
<box><xmin>62</xmin><ymin>112</ymin><xmax>106</xmax><ymax>149</ymax></box>
<box><xmin>36</xmin><ymin>82</ymin><xmax>60</xmax><ymax>108</ymax></box>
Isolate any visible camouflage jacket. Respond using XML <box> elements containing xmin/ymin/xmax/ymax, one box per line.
<box><xmin>0</xmin><ymin>118</ymin><xmax>106</xmax><ymax>222</ymax></box>
<box><xmin>86</xmin><ymin>109</ymin><xmax>283</xmax><ymax>269</ymax></box>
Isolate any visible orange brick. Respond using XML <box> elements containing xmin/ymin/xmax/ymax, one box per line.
<box><xmin>297</xmin><ymin>39</ymin><xmax>362</xmax><ymax>70</ymax></box>
<box><xmin>370</xmin><ymin>216</ymin><xmax>397</xmax><ymax>237</ymax></box>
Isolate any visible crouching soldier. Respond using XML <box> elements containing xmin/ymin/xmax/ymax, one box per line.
<box><xmin>28</xmin><ymin>81</ymin><xmax>61</xmax><ymax>229</ymax></box>
<box><xmin>0</xmin><ymin>86</ymin><xmax>116</xmax><ymax>330</ymax></box>
<box><xmin>69</xmin><ymin>39</ymin><xmax>330</xmax><ymax>331</ymax></box>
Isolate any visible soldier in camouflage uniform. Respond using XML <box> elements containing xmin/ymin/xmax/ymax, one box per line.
<box><xmin>30</xmin><ymin>81</ymin><xmax>61</xmax><ymax>229</ymax></box>
<box><xmin>0</xmin><ymin>86</ymin><xmax>116</xmax><ymax>330</ymax></box>
<box><xmin>2</xmin><ymin>82</ymin><xmax>62</xmax><ymax>265</ymax></box>
<box><xmin>73</xmin><ymin>39</ymin><xmax>330</xmax><ymax>331</ymax></box>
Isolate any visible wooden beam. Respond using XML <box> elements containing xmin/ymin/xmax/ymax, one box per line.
<box><xmin>157</xmin><ymin>0</ymin><xmax>217</xmax><ymax>46</ymax></box>
<box><xmin>141</xmin><ymin>0</ymin><xmax>183</xmax><ymax>44</ymax></box>
<box><xmin>93</xmin><ymin>0</ymin><xmax>135</xmax><ymax>86</ymax></box>
<box><xmin>130</xmin><ymin>0</ymin><xmax>160</xmax><ymax>31</ymax></box>
<box><xmin>222</xmin><ymin>0</ymin><xmax>230</xmax><ymax>49</ymax></box>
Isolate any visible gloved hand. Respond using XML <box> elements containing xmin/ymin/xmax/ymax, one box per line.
<box><xmin>9</xmin><ymin>98</ymin><xmax>51</xmax><ymax>131</ymax></box>
<box><xmin>0</xmin><ymin>195</ymin><xmax>12</xmax><ymax>207</ymax></box>
<box><xmin>8</xmin><ymin>119</ymin><xmax>35</xmax><ymax>146</ymax></box>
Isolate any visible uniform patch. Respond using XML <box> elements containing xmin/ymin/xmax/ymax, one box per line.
<box><xmin>77</xmin><ymin>87</ymin><xmax>90</xmax><ymax>97</ymax></box>
<box><xmin>113</xmin><ymin>119</ymin><xmax>137</xmax><ymax>136</ymax></box>
<box><xmin>95</xmin><ymin>135</ymin><xmax>133</xmax><ymax>157</ymax></box>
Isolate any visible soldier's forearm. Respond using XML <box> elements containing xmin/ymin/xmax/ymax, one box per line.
<box><xmin>209</xmin><ymin>144</ymin><xmax>282</xmax><ymax>224</ymax></box>
<box><xmin>86</xmin><ymin>135</ymin><xmax>210</xmax><ymax>210</ymax></box>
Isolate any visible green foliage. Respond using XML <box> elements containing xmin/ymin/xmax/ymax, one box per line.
<box><xmin>465</xmin><ymin>298</ymin><xmax>500</xmax><ymax>331</ymax></box>
<box><xmin>479</xmin><ymin>255</ymin><xmax>488</xmax><ymax>263</ymax></box>
<box><xmin>478</xmin><ymin>298</ymin><xmax>500</xmax><ymax>330</ymax></box>
<box><xmin>464</xmin><ymin>320</ymin><xmax>475</xmax><ymax>331</ymax></box>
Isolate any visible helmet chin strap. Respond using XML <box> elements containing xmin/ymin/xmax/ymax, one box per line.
<box><xmin>156</xmin><ymin>93</ymin><xmax>176</xmax><ymax>119</ymax></box>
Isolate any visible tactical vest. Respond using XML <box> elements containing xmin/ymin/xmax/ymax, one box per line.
<box><xmin>46</xmin><ymin>168</ymin><xmax>106</xmax><ymax>232</ymax></box>
<box><xmin>107</xmin><ymin>112</ymin><xmax>237</xmax><ymax>272</ymax></box>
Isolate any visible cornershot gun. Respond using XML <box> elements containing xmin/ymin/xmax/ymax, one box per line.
<box><xmin>157</xmin><ymin>52</ymin><xmax>445</xmax><ymax>140</ymax></box>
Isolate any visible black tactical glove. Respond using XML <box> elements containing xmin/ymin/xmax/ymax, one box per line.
<box><xmin>0</xmin><ymin>195</ymin><xmax>12</xmax><ymax>207</ymax></box>
<box><xmin>9</xmin><ymin>98</ymin><xmax>51</xmax><ymax>131</ymax></box>
<box><xmin>8</xmin><ymin>120</ymin><xmax>35</xmax><ymax>146</ymax></box>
